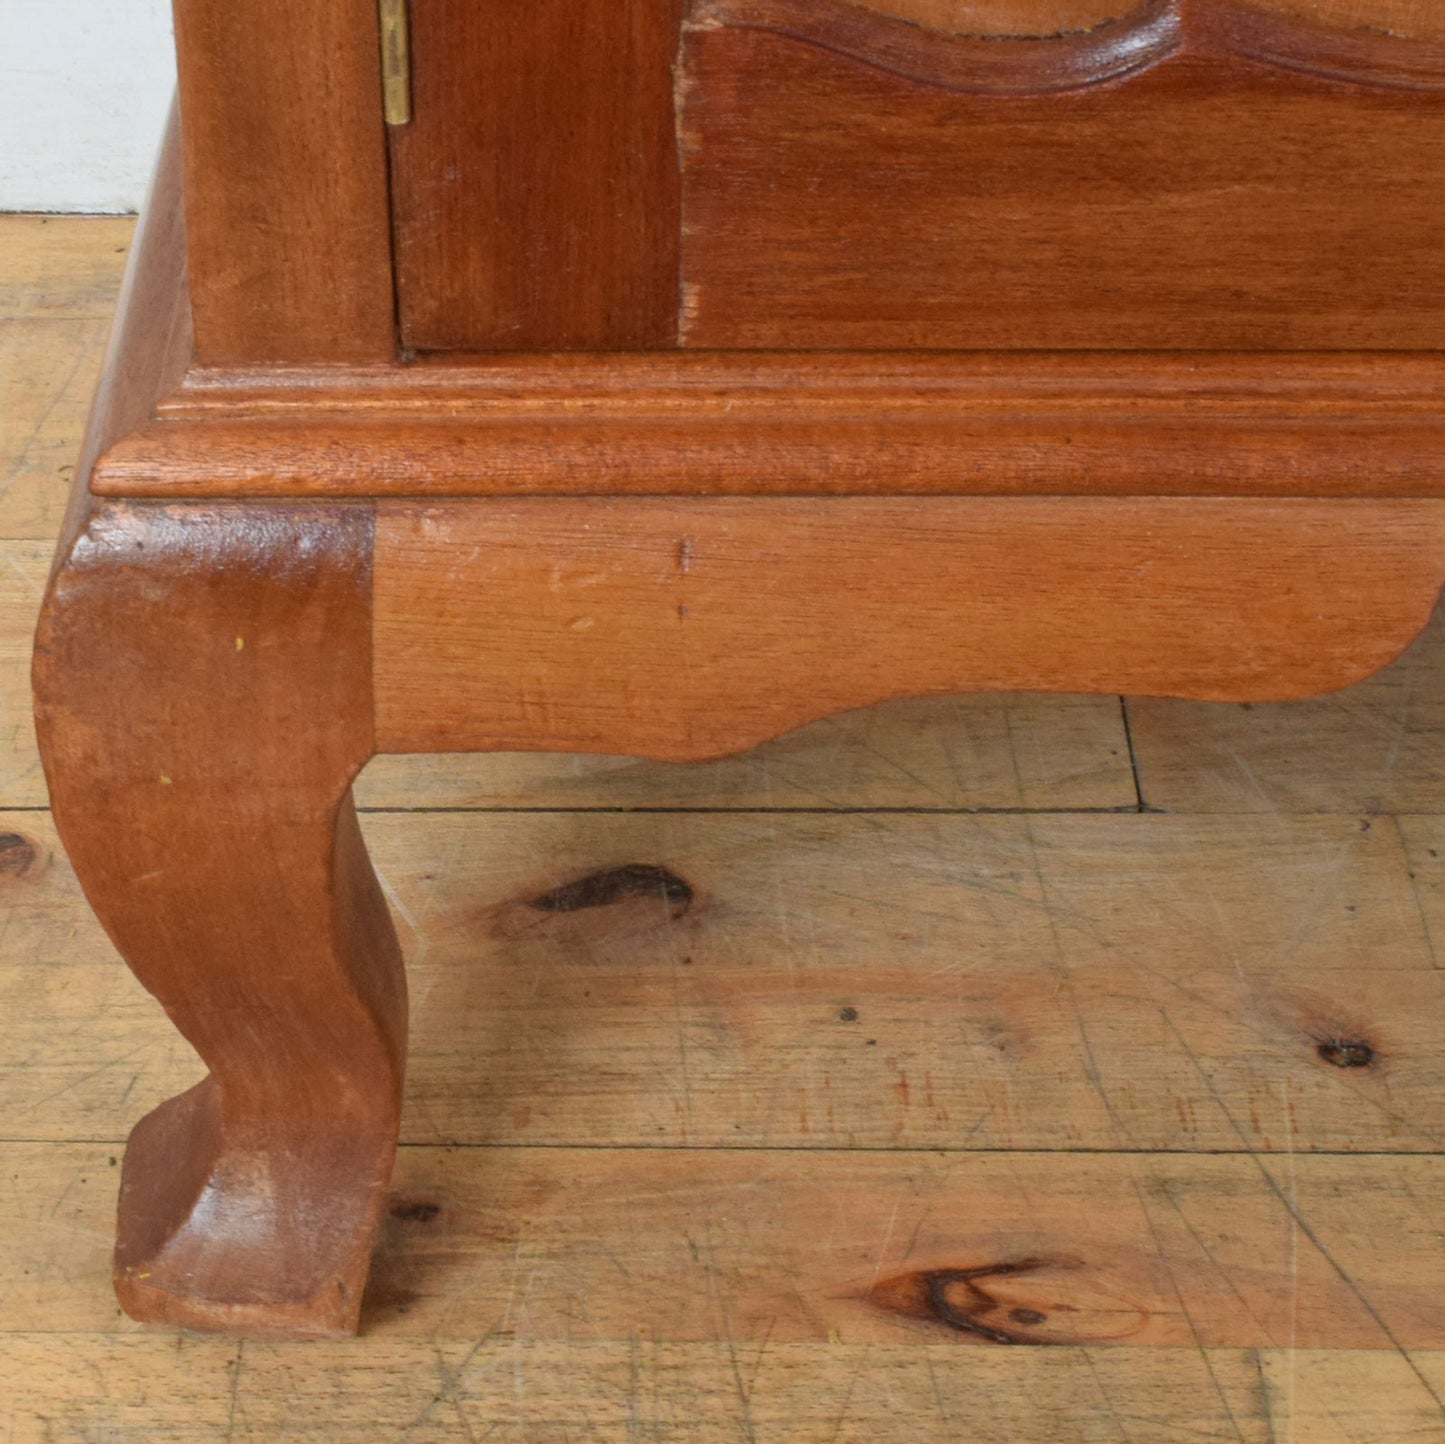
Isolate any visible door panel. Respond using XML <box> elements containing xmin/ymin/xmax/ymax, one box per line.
<box><xmin>390</xmin><ymin>0</ymin><xmax>683</xmax><ymax>352</ymax></box>
<box><xmin>678</xmin><ymin>1</ymin><xmax>1445</xmax><ymax>349</ymax></box>
<box><xmin>390</xmin><ymin>0</ymin><xmax>1445</xmax><ymax>353</ymax></box>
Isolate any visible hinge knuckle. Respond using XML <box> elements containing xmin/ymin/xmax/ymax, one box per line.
<box><xmin>379</xmin><ymin>0</ymin><xmax>412</xmax><ymax>127</ymax></box>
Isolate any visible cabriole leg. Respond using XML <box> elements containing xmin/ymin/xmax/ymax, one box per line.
<box><xmin>33</xmin><ymin>501</ymin><xmax>405</xmax><ymax>1337</ymax></box>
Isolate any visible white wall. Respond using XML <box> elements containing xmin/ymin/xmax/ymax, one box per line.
<box><xmin>3</xmin><ymin>0</ymin><xmax>176</xmax><ymax>213</ymax></box>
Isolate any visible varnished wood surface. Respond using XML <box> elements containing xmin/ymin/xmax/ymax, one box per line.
<box><xmin>94</xmin><ymin>350</ymin><xmax>1445</xmax><ymax>500</ymax></box>
<box><xmin>70</xmin><ymin>107</ymin><xmax>190</xmax><ymax>531</ymax></box>
<box><xmin>2</xmin><ymin>529</ymin><xmax>1138</xmax><ymax>808</ymax></box>
<box><xmin>391</xmin><ymin>0</ymin><xmax>683</xmax><ymax>351</ymax></box>
<box><xmin>35</xmin><ymin>501</ymin><xmax>405</xmax><ymax>1339</ymax></box>
<box><xmin>373</xmin><ymin>497</ymin><xmax>1445</xmax><ymax>759</ymax></box>
<box><xmin>701</xmin><ymin>0</ymin><xmax>1445</xmax><ymax>98</ymax></box>
<box><xmin>170</xmin><ymin>0</ymin><xmax>395</xmax><ymax>362</ymax></box>
<box><xmin>681</xmin><ymin>0</ymin><xmax>1445</xmax><ymax>349</ymax></box>
<box><xmin>854</xmin><ymin>0</ymin><xmax>1445</xmax><ymax>39</ymax></box>
<box><xmin>33</xmin><ymin>165</ymin><xmax>405</xmax><ymax>1335</ymax></box>
<box><xmin>383</xmin><ymin>0</ymin><xmax>1445</xmax><ymax>354</ymax></box>
<box><xmin>12</xmin><ymin>222</ymin><xmax>1445</xmax><ymax>1433</ymax></box>
<box><xmin>155</xmin><ymin>0</ymin><xmax>1445</xmax><ymax>366</ymax></box>
<box><xmin>718</xmin><ymin>0</ymin><xmax>1445</xmax><ymax>86</ymax></box>
<box><xmin>73</xmin><ymin>116</ymin><xmax>1445</xmax><ymax>508</ymax></box>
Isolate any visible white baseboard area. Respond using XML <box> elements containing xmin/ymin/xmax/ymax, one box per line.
<box><xmin>3</xmin><ymin>0</ymin><xmax>175</xmax><ymax>213</ymax></box>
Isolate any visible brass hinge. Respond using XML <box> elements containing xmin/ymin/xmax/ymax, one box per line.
<box><xmin>379</xmin><ymin>0</ymin><xmax>412</xmax><ymax>126</ymax></box>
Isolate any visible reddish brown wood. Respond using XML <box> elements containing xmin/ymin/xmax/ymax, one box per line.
<box><xmin>34</xmin><ymin>499</ymin><xmax>403</xmax><ymax>1337</ymax></box>
<box><xmin>34</xmin><ymin>120</ymin><xmax>403</xmax><ymax>1335</ymax></box>
<box><xmin>89</xmin><ymin>350</ymin><xmax>1445</xmax><ymax>499</ymax></box>
<box><xmin>390</xmin><ymin>0</ymin><xmax>684</xmax><ymax>351</ymax></box>
<box><xmin>69</xmin><ymin>103</ymin><xmax>191</xmax><ymax>517</ymax></box>
<box><xmin>680</xmin><ymin>0</ymin><xmax>1445</xmax><ymax>349</ymax></box>
<box><xmin>160</xmin><ymin>0</ymin><xmax>1445</xmax><ymax>359</ymax></box>
<box><xmin>372</xmin><ymin>497</ymin><xmax>1445</xmax><ymax>760</ymax></box>
<box><xmin>171</xmin><ymin>0</ymin><xmax>396</xmax><ymax>362</ymax></box>
<box><xmin>847</xmin><ymin>0</ymin><xmax>1445</xmax><ymax>39</ymax></box>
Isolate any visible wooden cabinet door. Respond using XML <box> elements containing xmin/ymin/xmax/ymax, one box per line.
<box><xmin>388</xmin><ymin>0</ymin><xmax>1445</xmax><ymax>353</ymax></box>
<box><xmin>388</xmin><ymin>0</ymin><xmax>683</xmax><ymax>351</ymax></box>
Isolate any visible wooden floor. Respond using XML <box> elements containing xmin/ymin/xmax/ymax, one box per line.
<box><xmin>3</xmin><ymin>216</ymin><xmax>1445</xmax><ymax>1441</ymax></box>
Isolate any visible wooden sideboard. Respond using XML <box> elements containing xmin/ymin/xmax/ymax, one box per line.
<box><xmin>32</xmin><ymin>0</ymin><xmax>1445</xmax><ymax>1335</ymax></box>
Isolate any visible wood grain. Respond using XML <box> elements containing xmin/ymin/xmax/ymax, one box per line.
<box><xmin>370</xmin><ymin>809</ymin><xmax>1445</xmax><ymax>1154</ymax></box>
<box><xmin>13</xmin><ymin>66</ymin><xmax>1445</xmax><ymax>1433</ymax></box>
<box><xmin>7</xmin><ymin>1142</ymin><xmax>1445</xmax><ymax>1351</ymax></box>
<box><xmin>1287</xmin><ymin>0</ymin><xmax>1445</xmax><ymax>35</ymax></box>
<box><xmin>0</xmin><ymin>541</ymin><xmax>1139</xmax><ymax>813</ymax></box>
<box><xmin>1395</xmin><ymin>818</ymin><xmax>1445</xmax><ymax>982</ymax></box>
<box><xmin>362</xmin><ymin>1148</ymin><xmax>1445</xmax><ymax>1350</ymax></box>
<box><xmin>30</xmin><ymin>136</ymin><xmax>407</xmax><ymax>1335</ymax></box>
<box><xmin>849</xmin><ymin>0</ymin><xmax>1143</xmax><ymax>33</ymax></box>
<box><xmin>391</xmin><ymin>0</ymin><xmax>683</xmax><ymax>351</ymax></box>
<box><xmin>68</xmin><ymin>107</ymin><xmax>190</xmax><ymax>512</ymax></box>
<box><xmin>34</xmin><ymin>502</ymin><xmax>405</xmax><ymax>1337</ymax></box>
<box><xmin>0</xmin><ymin>216</ymin><xmax>133</xmax><ymax>541</ymax></box>
<box><xmin>9</xmin><ymin>807</ymin><xmax>1443</xmax><ymax>1153</ymax></box>
<box><xmin>680</xmin><ymin>5</ymin><xmax>1445</xmax><ymax>348</ymax></box>
<box><xmin>853</xmin><ymin>0</ymin><xmax>1445</xmax><ymax>40</ymax></box>
<box><xmin>171</xmin><ymin>0</ymin><xmax>395</xmax><ymax>362</ymax></box>
<box><xmin>0</xmin><ymin>215</ymin><xmax>133</xmax><ymax>320</ymax></box>
<box><xmin>0</xmin><ymin>1335</ymin><xmax>1260</xmax><ymax>1441</ymax></box>
<box><xmin>374</xmin><ymin>498</ymin><xmax>1445</xmax><ymax>761</ymax></box>
<box><xmin>711</xmin><ymin>0</ymin><xmax>1445</xmax><ymax>88</ymax></box>
<box><xmin>7</xmin><ymin>1335</ymin><xmax>1445</xmax><ymax>1444</ymax></box>
<box><xmin>0</xmin><ymin>323</ymin><xmax>108</xmax><ymax>540</ymax></box>
<box><xmin>97</xmin><ymin>351</ymin><xmax>1445</xmax><ymax>500</ymax></box>
<box><xmin>0</xmin><ymin>543</ymin><xmax>51</xmax><ymax>805</ymax></box>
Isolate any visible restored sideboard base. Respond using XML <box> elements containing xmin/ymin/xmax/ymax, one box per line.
<box><xmin>33</xmin><ymin>92</ymin><xmax>1445</xmax><ymax>1339</ymax></box>
<box><xmin>35</xmin><ymin>484</ymin><xmax>1445</xmax><ymax>1336</ymax></box>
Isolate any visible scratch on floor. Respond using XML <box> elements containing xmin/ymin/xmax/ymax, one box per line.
<box><xmin>224</xmin><ymin>1340</ymin><xmax>243</xmax><ymax>1444</ymax></box>
<box><xmin>1159</xmin><ymin>1006</ymin><xmax>1445</xmax><ymax>1420</ymax></box>
<box><xmin>1128</xmin><ymin>1167</ymin><xmax>1250</xmax><ymax>1444</ymax></box>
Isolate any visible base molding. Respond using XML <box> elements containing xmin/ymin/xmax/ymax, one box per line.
<box><xmin>86</xmin><ymin>348</ymin><xmax>1445</xmax><ymax>502</ymax></box>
